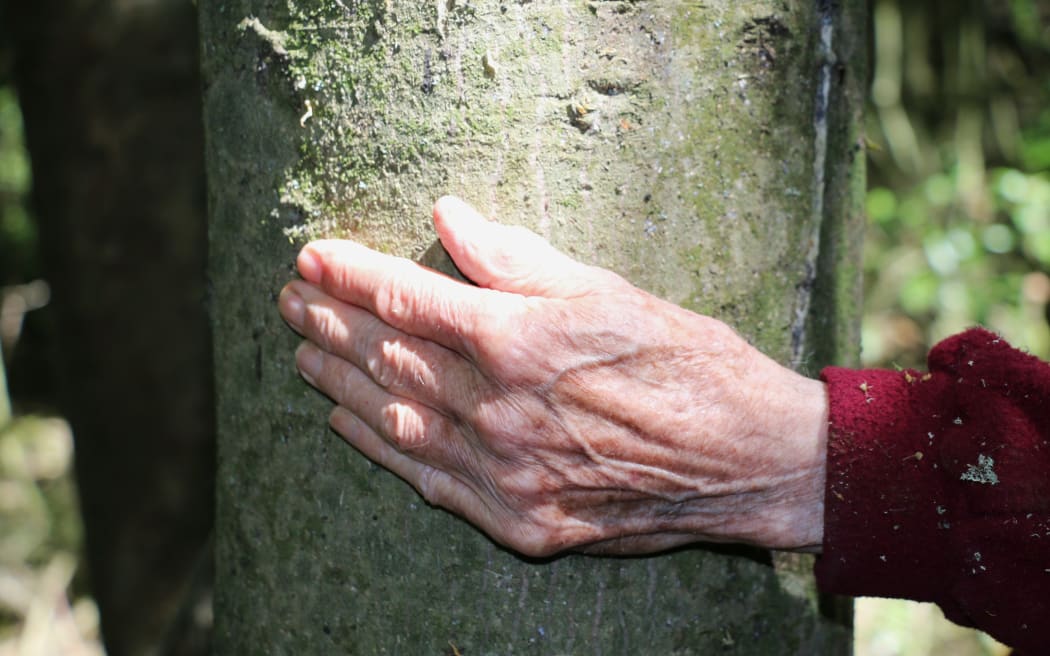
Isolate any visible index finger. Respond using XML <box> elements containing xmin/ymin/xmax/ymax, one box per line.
<box><xmin>297</xmin><ymin>239</ymin><xmax>513</xmax><ymax>359</ymax></box>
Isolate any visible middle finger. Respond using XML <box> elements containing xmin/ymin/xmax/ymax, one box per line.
<box><xmin>282</xmin><ymin>280</ymin><xmax>484</xmax><ymax>419</ymax></box>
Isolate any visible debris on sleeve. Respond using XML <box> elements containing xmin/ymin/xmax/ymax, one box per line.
<box><xmin>959</xmin><ymin>454</ymin><xmax>999</xmax><ymax>486</ymax></box>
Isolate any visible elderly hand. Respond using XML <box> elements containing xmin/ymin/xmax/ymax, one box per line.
<box><xmin>278</xmin><ymin>196</ymin><xmax>828</xmax><ymax>557</ymax></box>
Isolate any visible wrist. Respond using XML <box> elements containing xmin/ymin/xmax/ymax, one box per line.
<box><xmin>742</xmin><ymin>366</ymin><xmax>829</xmax><ymax>552</ymax></box>
<box><xmin>657</xmin><ymin>320</ymin><xmax>831</xmax><ymax>552</ymax></box>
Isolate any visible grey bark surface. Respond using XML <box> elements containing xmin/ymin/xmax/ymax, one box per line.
<box><xmin>203</xmin><ymin>0</ymin><xmax>866</xmax><ymax>653</ymax></box>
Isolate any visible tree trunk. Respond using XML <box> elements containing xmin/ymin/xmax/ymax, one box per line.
<box><xmin>202</xmin><ymin>0</ymin><xmax>866</xmax><ymax>653</ymax></box>
<box><xmin>0</xmin><ymin>341</ymin><xmax>10</xmax><ymax>427</ymax></box>
<box><xmin>8</xmin><ymin>1</ymin><xmax>215</xmax><ymax>653</ymax></box>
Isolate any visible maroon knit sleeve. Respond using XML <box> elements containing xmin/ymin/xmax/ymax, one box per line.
<box><xmin>815</xmin><ymin>327</ymin><xmax>1050</xmax><ymax>654</ymax></box>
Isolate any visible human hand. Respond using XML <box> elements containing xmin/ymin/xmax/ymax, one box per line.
<box><xmin>278</xmin><ymin>197</ymin><xmax>828</xmax><ymax>557</ymax></box>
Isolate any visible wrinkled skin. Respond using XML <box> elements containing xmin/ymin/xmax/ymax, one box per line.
<box><xmin>278</xmin><ymin>197</ymin><xmax>828</xmax><ymax>557</ymax></box>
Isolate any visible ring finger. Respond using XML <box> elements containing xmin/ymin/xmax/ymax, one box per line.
<box><xmin>296</xmin><ymin>341</ymin><xmax>461</xmax><ymax>460</ymax></box>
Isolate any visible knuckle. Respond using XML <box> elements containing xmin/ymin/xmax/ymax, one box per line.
<box><xmin>469</xmin><ymin>398</ymin><xmax>545</xmax><ymax>451</ymax></box>
<box><xmin>305</xmin><ymin>304</ymin><xmax>342</xmax><ymax>350</ymax></box>
<box><xmin>510</xmin><ymin>524</ymin><xmax>560</xmax><ymax>558</ymax></box>
<box><xmin>492</xmin><ymin>473</ymin><xmax>595</xmax><ymax>557</ymax></box>
<box><xmin>330</xmin><ymin>363</ymin><xmax>359</xmax><ymax>405</ymax></box>
<box><xmin>380</xmin><ymin>401</ymin><xmax>426</xmax><ymax>449</ymax></box>
<box><xmin>415</xmin><ymin>466</ymin><xmax>438</xmax><ymax>504</ymax></box>
<box><xmin>381</xmin><ymin>402</ymin><xmax>453</xmax><ymax>455</ymax></box>
<box><xmin>371</xmin><ymin>277</ymin><xmax>399</xmax><ymax>321</ymax></box>
<box><xmin>500</xmin><ymin>467</ymin><xmax>547</xmax><ymax>502</ymax></box>
<box><xmin>372</xmin><ymin>265</ymin><xmax>417</xmax><ymax>323</ymax></box>
<box><xmin>367</xmin><ymin>339</ymin><xmax>404</xmax><ymax>388</ymax></box>
<box><xmin>360</xmin><ymin>331</ymin><xmax>432</xmax><ymax>394</ymax></box>
<box><xmin>466</xmin><ymin>402</ymin><xmax>510</xmax><ymax>443</ymax></box>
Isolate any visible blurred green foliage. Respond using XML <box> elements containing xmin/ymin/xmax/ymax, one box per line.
<box><xmin>0</xmin><ymin>82</ymin><xmax>100</xmax><ymax>650</ymax></box>
<box><xmin>0</xmin><ymin>416</ymin><xmax>101</xmax><ymax>651</ymax></box>
<box><xmin>856</xmin><ymin>597</ymin><xmax>1010</xmax><ymax>656</ymax></box>
<box><xmin>0</xmin><ymin>416</ymin><xmax>82</xmax><ymax>584</ymax></box>
<box><xmin>863</xmin><ymin>166</ymin><xmax>1050</xmax><ymax>366</ymax></box>
<box><xmin>0</xmin><ymin>85</ymin><xmax>36</xmax><ymax>288</ymax></box>
<box><xmin>862</xmin><ymin>0</ymin><xmax>1050</xmax><ymax>368</ymax></box>
<box><xmin>0</xmin><ymin>85</ymin><xmax>27</xmax><ymax>428</ymax></box>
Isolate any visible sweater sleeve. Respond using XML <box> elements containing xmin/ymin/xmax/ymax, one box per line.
<box><xmin>815</xmin><ymin>327</ymin><xmax>1050</xmax><ymax>654</ymax></box>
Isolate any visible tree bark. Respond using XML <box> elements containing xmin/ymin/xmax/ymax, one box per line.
<box><xmin>203</xmin><ymin>0</ymin><xmax>866</xmax><ymax>653</ymax></box>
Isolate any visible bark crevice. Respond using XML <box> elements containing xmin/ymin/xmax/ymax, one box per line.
<box><xmin>792</xmin><ymin>0</ymin><xmax>838</xmax><ymax>370</ymax></box>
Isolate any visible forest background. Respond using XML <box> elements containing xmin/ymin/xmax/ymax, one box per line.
<box><xmin>0</xmin><ymin>0</ymin><xmax>1048</xmax><ymax>654</ymax></box>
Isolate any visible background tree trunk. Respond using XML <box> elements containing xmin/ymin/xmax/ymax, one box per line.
<box><xmin>0</xmin><ymin>342</ymin><xmax>9</xmax><ymax>427</ymax></box>
<box><xmin>203</xmin><ymin>0</ymin><xmax>865</xmax><ymax>652</ymax></box>
<box><xmin>8</xmin><ymin>1</ymin><xmax>215</xmax><ymax>653</ymax></box>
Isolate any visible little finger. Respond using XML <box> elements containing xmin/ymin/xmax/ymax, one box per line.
<box><xmin>330</xmin><ymin>406</ymin><xmax>492</xmax><ymax>520</ymax></box>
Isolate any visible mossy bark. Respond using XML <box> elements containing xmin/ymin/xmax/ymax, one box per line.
<box><xmin>202</xmin><ymin>0</ymin><xmax>866</xmax><ymax>653</ymax></box>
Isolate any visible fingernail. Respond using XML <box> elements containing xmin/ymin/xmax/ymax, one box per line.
<box><xmin>329</xmin><ymin>406</ymin><xmax>356</xmax><ymax>433</ymax></box>
<box><xmin>279</xmin><ymin>286</ymin><xmax>305</xmax><ymax>331</ymax></box>
<box><xmin>297</xmin><ymin>247</ymin><xmax>322</xmax><ymax>283</ymax></box>
<box><xmin>436</xmin><ymin>195</ymin><xmax>483</xmax><ymax>225</ymax></box>
<box><xmin>295</xmin><ymin>342</ymin><xmax>322</xmax><ymax>384</ymax></box>
<box><xmin>435</xmin><ymin>195</ymin><xmax>464</xmax><ymax>213</ymax></box>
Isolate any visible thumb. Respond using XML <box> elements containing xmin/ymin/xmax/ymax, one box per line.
<box><xmin>432</xmin><ymin>195</ymin><xmax>618</xmax><ymax>298</ymax></box>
